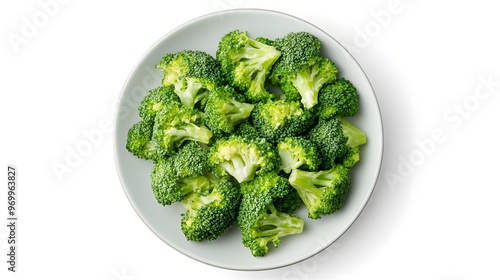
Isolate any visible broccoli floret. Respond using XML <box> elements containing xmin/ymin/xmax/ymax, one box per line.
<box><xmin>126</xmin><ymin>120</ymin><xmax>165</xmax><ymax>161</ymax></box>
<box><xmin>340</xmin><ymin>146</ymin><xmax>361</xmax><ymax>168</ymax></box>
<box><xmin>156</xmin><ymin>50</ymin><xmax>223</xmax><ymax>109</ymax></box>
<box><xmin>216</xmin><ymin>30</ymin><xmax>281</xmax><ymax>102</ymax></box>
<box><xmin>150</xmin><ymin>142</ymin><xmax>212</xmax><ymax>205</ymax></box>
<box><xmin>252</xmin><ymin>99</ymin><xmax>315</xmax><ymax>143</ymax></box>
<box><xmin>209</xmin><ymin>135</ymin><xmax>279</xmax><ymax>183</ymax></box>
<box><xmin>270</xmin><ymin>32</ymin><xmax>337</xmax><ymax>109</ymax></box>
<box><xmin>238</xmin><ymin>172</ymin><xmax>304</xmax><ymax>257</ymax></box>
<box><xmin>288</xmin><ymin>165</ymin><xmax>351</xmax><ymax>219</ymax></box>
<box><xmin>317</xmin><ymin>78</ymin><xmax>359</xmax><ymax>119</ymax></box>
<box><xmin>152</xmin><ymin>102</ymin><xmax>213</xmax><ymax>155</ymax></box>
<box><xmin>308</xmin><ymin>117</ymin><xmax>366</xmax><ymax>169</ymax></box>
<box><xmin>233</xmin><ymin>120</ymin><xmax>261</xmax><ymax>140</ymax></box>
<box><xmin>138</xmin><ymin>85</ymin><xmax>180</xmax><ymax>122</ymax></box>
<box><xmin>204</xmin><ymin>85</ymin><xmax>255</xmax><ymax>136</ymax></box>
<box><xmin>181</xmin><ymin>175</ymin><xmax>241</xmax><ymax>241</ymax></box>
<box><xmin>277</xmin><ymin>136</ymin><xmax>322</xmax><ymax>173</ymax></box>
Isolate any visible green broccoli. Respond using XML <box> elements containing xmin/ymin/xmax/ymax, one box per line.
<box><xmin>317</xmin><ymin>78</ymin><xmax>359</xmax><ymax>119</ymax></box>
<box><xmin>270</xmin><ymin>32</ymin><xmax>337</xmax><ymax>109</ymax></box>
<box><xmin>307</xmin><ymin>117</ymin><xmax>366</xmax><ymax>169</ymax></box>
<box><xmin>288</xmin><ymin>164</ymin><xmax>351</xmax><ymax>219</ymax></box>
<box><xmin>209</xmin><ymin>135</ymin><xmax>279</xmax><ymax>183</ymax></box>
<box><xmin>277</xmin><ymin>136</ymin><xmax>322</xmax><ymax>173</ymax></box>
<box><xmin>181</xmin><ymin>175</ymin><xmax>241</xmax><ymax>241</ymax></box>
<box><xmin>216</xmin><ymin>30</ymin><xmax>281</xmax><ymax>102</ymax></box>
<box><xmin>204</xmin><ymin>85</ymin><xmax>255</xmax><ymax>136</ymax></box>
<box><xmin>138</xmin><ymin>85</ymin><xmax>180</xmax><ymax>123</ymax></box>
<box><xmin>273</xmin><ymin>186</ymin><xmax>303</xmax><ymax>214</ymax></box>
<box><xmin>251</xmin><ymin>99</ymin><xmax>315</xmax><ymax>143</ymax></box>
<box><xmin>152</xmin><ymin>102</ymin><xmax>213</xmax><ymax>155</ymax></box>
<box><xmin>156</xmin><ymin>50</ymin><xmax>223</xmax><ymax>109</ymax></box>
<box><xmin>233</xmin><ymin>120</ymin><xmax>261</xmax><ymax>140</ymax></box>
<box><xmin>238</xmin><ymin>172</ymin><xmax>304</xmax><ymax>257</ymax></box>
<box><xmin>126</xmin><ymin>120</ymin><xmax>165</xmax><ymax>161</ymax></box>
<box><xmin>150</xmin><ymin>142</ymin><xmax>212</xmax><ymax>205</ymax></box>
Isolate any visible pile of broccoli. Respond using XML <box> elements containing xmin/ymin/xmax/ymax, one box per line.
<box><xmin>125</xmin><ymin>29</ymin><xmax>366</xmax><ymax>257</ymax></box>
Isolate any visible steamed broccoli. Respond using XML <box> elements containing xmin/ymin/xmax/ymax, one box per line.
<box><xmin>270</xmin><ymin>32</ymin><xmax>337</xmax><ymax>109</ymax></box>
<box><xmin>307</xmin><ymin>117</ymin><xmax>366</xmax><ymax>169</ymax></box>
<box><xmin>209</xmin><ymin>135</ymin><xmax>279</xmax><ymax>183</ymax></box>
<box><xmin>181</xmin><ymin>175</ymin><xmax>241</xmax><ymax>241</ymax></box>
<box><xmin>277</xmin><ymin>136</ymin><xmax>322</xmax><ymax>173</ymax></box>
<box><xmin>251</xmin><ymin>99</ymin><xmax>315</xmax><ymax>143</ymax></box>
<box><xmin>317</xmin><ymin>78</ymin><xmax>359</xmax><ymax>119</ymax></box>
<box><xmin>156</xmin><ymin>50</ymin><xmax>223</xmax><ymax>109</ymax></box>
<box><xmin>150</xmin><ymin>142</ymin><xmax>212</xmax><ymax>205</ymax></box>
<box><xmin>138</xmin><ymin>85</ymin><xmax>180</xmax><ymax>122</ymax></box>
<box><xmin>126</xmin><ymin>120</ymin><xmax>165</xmax><ymax>161</ymax></box>
<box><xmin>238</xmin><ymin>172</ymin><xmax>304</xmax><ymax>256</ymax></box>
<box><xmin>288</xmin><ymin>164</ymin><xmax>351</xmax><ymax>219</ymax></box>
<box><xmin>216</xmin><ymin>30</ymin><xmax>281</xmax><ymax>102</ymax></box>
<box><xmin>204</xmin><ymin>85</ymin><xmax>255</xmax><ymax>136</ymax></box>
<box><xmin>152</xmin><ymin>102</ymin><xmax>213</xmax><ymax>155</ymax></box>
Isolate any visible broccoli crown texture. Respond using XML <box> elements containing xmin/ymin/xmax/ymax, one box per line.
<box><xmin>152</xmin><ymin>102</ymin><xmax>213</xmax><ymax>155</ymax></box>
<box><xmin>204</xmin><ymin>85</ymin><xmax>255</xmax><ymax>136</ymax></box>
<box><xmin>209</xmin><ymin>135</ymin><xmax>279</xmax><ymax>183</ymax></box>
<box><xmin>307</xmin><ymin>117</ymin><xmax>366</xmax><ymax>169</ymax></box>
<box><xmin>270</xmin><ymin>32</ymin><xmax>337</xmax><ymax>109</ymax></box>
<box><xmin>288</xmin><ymin>164</ymin><xmax>351</xmax><ymax>219</ymax></box>
<box><xmin>156</xmin><ymin>50</ymin><xmax>223</xmax><ymax>108</ymax></box>
<box><xmin>277</xmin><ymin>136</ymin><xmax>322</xmax><ymax>173</ymax></box>
<box><xmin>181</xmin><ymin>176</ymin><xmax>241</xmax><ymax>241</ymax></box>
<box><xmin>238</xmin><ymin>172</ymin><xmax>304</xmax><ymax>256</ymax></box>
<box><xmin>150</xmin><ymin>142</ymin><xmax>212</xmax><ymax>206</ymax></box>
<box><xmin>126</xmin><ymin>120</ymin><xmax>165</xmax><ymax>162</ymax></box>
<box><xmin>252</xmin><ymin>99</ymin><xmax>315</xmax><ymax>143</ymax></box>
<box><xmin>138</xmin><ymin>85</ymin><xmax>180</xmax><ymax>123</ymax></box>
<box><xmin>216</xmin><ymin>30</ymin><xmax>281</xmax><ymax>102</ymax></box>
<box><xmin>317</xmin><ymin>78</ymin><xmax>359</xmax><ymax>119</ymax></box>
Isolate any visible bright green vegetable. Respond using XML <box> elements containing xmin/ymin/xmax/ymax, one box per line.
<box><xmin>317</xmin><ymin>78</ymin><xmax>359</xmax><ymax>119</ymax></box>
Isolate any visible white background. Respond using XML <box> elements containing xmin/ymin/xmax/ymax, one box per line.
<box><xmin>1</xmin><ymin>0</ymin><xmax>499</xmax><ymax>279</ymax></box>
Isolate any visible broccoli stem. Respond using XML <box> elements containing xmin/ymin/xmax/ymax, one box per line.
<box><xmin>167</xmin><ymin>125</ymin><xmax>213</xmax><ymax>145</ymax></box>
<box><xmin>177</xmin><ymin>176</ymin><xmax>211</xmax><ymax>197</ymax></box>
<box><xmin>174</xmin><ymin>78</ymin><xmax>206</xmax><ymax>108</ymax></box>
<box><xmin>340</xmin><ymin>118</ymin><xmax>367</xmax><ymax>147</ymax></box>
<box><xmin>252</xmin><ymin>204</ymin><xmax>304</xmax><ymax>246</ymax></box>
<box><xmin>224</xmin><ymin>100</ymin><xmax>254</xmax><ymax>124</ymax></box>
<box><xmin>219</xmin><ymin>154</ymin><xmax>258</xmax><ymax>183</ymax></box>
<box><xmin>292</xmin><ymin>64</ymin><xmax>329</xmax><ymax>109</ymax></box>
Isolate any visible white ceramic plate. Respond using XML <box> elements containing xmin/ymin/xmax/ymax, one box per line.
<box><xmin>114</xmin><ymin>8</ymin><xmax>383</xmax><ymax>271</ymax></box>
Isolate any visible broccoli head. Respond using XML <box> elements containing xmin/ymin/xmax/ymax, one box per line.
<box><xmin>150</xmin><ymin>142</ymin><xmax>212</xmax><ymax>205</ymax></box>
<box><xmin>277</xmin><ymin>136</ymin><xmax>322</xmax><ymax>173</ymax></box>
<box><xmin>252</xmin><ymin>99</ymin><xmax>315</xmax><ymax>143</ymax></box>
<box><xmin>209</xmin><ymin>135</ymin><xmax>279</xmax><ymax>183</ymax></box>
<box><xmin>238</xmin><ymin>172</ymin><xmax>304</xmax><ymax>256</ymax></box>
<box><xmin>317</xmin><ymin>78</ymin><xmax>359</xmax><ymax>119</ymax></box>
<box><xmin>156</xmin><ymin>50</ymin><xmax>223</xmax><ymax>109</ymax></box>
<box><xmin>288</xmin><ymin>164</ymin><xmax>351</xmax><ymax>219</ymax></box>
<box><xmin>270</xmin><ymin>32</ymin><xmax>337</xmax><ymax>109</ymax></box>
<box><xmin>216</xmin><ymin>30</ymin><xmax>281</xmax><ymax>102</ymax></box>
<box><xmin>126</xmin><ymin>120</ymin><xmax>165</xmax><ymax>161</ymax></box>
<box><xmin>152</xmin><ymin>102</ymin><xmax>213</xmax><ymax>155</ymax></box>
<box><xmin>307</xmin><ymin>117</ymin><xmax>366</xmax><ymax>169</ymax></box>
<box><xmin>181</xmin><ymin>175</ymin><xmax>241</xmax><ymax>241</ymax></box>
<box><xmin>138</xmin><ymin>85</ymin><xmax>180</xmax><ymax>123</ymax></box>
<box><xmin>204</xmin><ymin>85</ymin><xmax>255</xmax><ymax>136</ymax></box>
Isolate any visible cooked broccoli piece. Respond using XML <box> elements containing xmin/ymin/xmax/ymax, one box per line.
<box><xmin>270</xmin><ymin>32</ymin><xmax>337</xmax><ymax>109</ymax></box>
<box><xmin>216</xmin><ymin>30</ymin><xmax>281</xmax><ymax>102</ymax></box>
<box><xmin>277</xmin><ymin>136</ymin><xmax>322</xmax><ymax>173</ymax></box>
<box><xmin>156</xmin><ymin>50</ymin><xmax>223</xmax><ymax>109</ymax></box>
<box><xmin>126</xmin><ymin>120</ymin><xmax>165</xmax><ymax>161</ymax></box>
<box><xmin>307</xmin><ymin>117</ymin><xmax>366</xmax><ymax>169</ymax></box>
<box><xmin>233</xmin><ymin>120</ymin><xmax>261</xmax><ymax>140</ymax></box>
<box><xmin>238</xmin><ymin>172</ymin><xmax>304</xmax><ymax>257</ymax></box>
<box><xmin>251</xmin><ymin>99</ymin><xmax>315</xmax><ymax>143</ymax></box>
<box><xmin>150</xmin><ymin>142</ymin><xmax>212</xmax><ymax>205</ymax></box>
<box><xmin>340</xmin><ymin>146</ymin><xmax>361</xmax><ymax>168</ymax></box>
<box><xmin>138</xmin><ymin>85</ymin><xmax>180</xmax><ymax>122</ymax></box>
<box><xmin>209</xmin><ymin>135</ymin><xmax>279</xmax><ymax>183</ymax></box>
<box><xmin>181</xmin><ymin>175</ymin><xmax>241</xmax><ymax>241</ymax></box>
<box><xmin>288</xmin><ymin>164</ymin><xmax>351</xmax><ymax>219</ymax></box>
<box><xmin>204</xmin><ymin>85</ymin><xmax>255</xmax><ymax>136</ymax></box>
<box><xmin>152</xmin><ymin>102</ymin><xmax>213</xmax><ymax>155</ymax></box>
<box><xmin>317</xmin><ymin>78</ymin><xmax>359</xmax><ymax>119</ymax></box>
